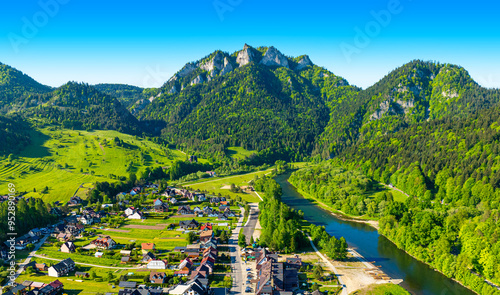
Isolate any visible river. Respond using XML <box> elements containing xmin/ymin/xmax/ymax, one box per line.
<box><xmin>275</xmin><ymin>173</ymin><xmax>476</xmax><ymax>295</ymax></box>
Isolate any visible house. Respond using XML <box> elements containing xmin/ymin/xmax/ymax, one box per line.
<box><xmin>120</xmin><ymin>250</ymin><xmax>132</xmax><ymax>256</ymax></box>
<box><xmin>286</xmin><ymin>256</ymin><xmax>302</xmax><ymax>269</ymax></box>
<box><xmin>36</xmin><ymin>263</ymin><xmax>48</xmax><ymax>271</ymax></box>
<box><xmin>141</xmin><ymin>243</ymin><xmax>155</xmax><ymax>253</ymax></box>
<box><xmin>79</xmin><ymin>214</ymin><xmax>95</xmax><ymax>225</ymax></box>
<box><xmin>3</xmin><ymin>284</ymin><xmax>28</xmax><ymax>295</ymax></box>
<box><xmin>28</xmin><ymin>228</ymin><xmax>43</xmax><ymax>237</ymax></box>
<box><xmin>154</xmin><ymin>203</ymin><xmax>169</xmax><ymax>213</ymax></box>
<box><xmin>224</xmin><ymin>208</ymin><xmax>236</xmax><ymax>217</ymax></box>
<box><xmin>169</xmin><ymin>197</ymin><xmax>178</xmax><ymax>204</ymax></box>
<box><xmin>205</xmin><ymin>171</ymin><xmax>216</xmax><ymax>177</ymax></box>
<box><xmin>150</xmin><ymin>271</ymin><xmax>167</xmax><ymax>284</ymax></box>
<box><xmin>185</xmin><ymin>248</ymin><xmax>200</xmax><ymax>259</ymax></box>
<box><xmin>68</xmin><ymin>196</ymin><xmax>83</xmax><ymax>205</ymax></box>
<box><xmin>177</xmin><ymin>206</ymin><xmax>192</xmax><ymax>215</ymax></box>
<box><xmin>169</xmin><ymin>279</ymin><xmax>208</xmax><ymax>295</ymax></box>
<box><xmin>142</xmin><ymin>252</ymin><xmax>156</xmax><ymax>263</ymax></box>
<box><xmin>173</xmin><ymin>246</ymin><xmax>186</xmax><ymax>253</ymax></box>
<box><xmin>95</xmin><ymin>251</ymin><xmax>104</xmax><ymax>258</ymax></box>
<box><xmin>48</xmin><ymin>258</ymin><xmax>75</xmax><ymax>277</ymax></box>
<box><xmin>91</xmin><ymin>236</ymin><xmax>116</xmax><ymax>249</ymax></box>
<box><xmin>174</xmin><ymin>270</ymin><xmax>190</xmax><ymax>277</ymax></box>
<box><xmin>124</xmin><ymin>207</ymin><xmax>136</xmax><ymax>217</ymax></box>
<box><xmin>255</xmin><ymin>259</ymin><xmax>299</xmax><ymax>295</ymax></box>
<box><xmin>178</xmin><ymin>258</ymin><xmax>193</xmax><ymax>271</ymax></box>
<box><xmin>147</xmin><ymin>260</ymin><xmax>167</xmax><ymax>269</ymax></box>
<box><xmin>56</xmin><ymin>233</ymin><xmax>74</xmax><ymax>242</ymax></box>
<box><xmin>60</xmin><ymin>241</ymin><xmax>76</xmax><ymax>253</ymax></box>
<box><xmin>217</xmin><ymin>213</ymin><xmax>228</xmax><ymax>221</ymax></box>
<box><xmin>196</xmin><ymin>194</ymin><xmax>206</xmax><ymax>202</ymax></box>
<box><xmin>200</xmin><ymin>223</ymin><xmax>213</xmax><ymax>231</ymax></box>
<box><xmin>121</xmin><ymin>256</ymin><xmax>131</xmax><ymax>264</ymax></box>
<box><xmin>200</xmin><ymin>230</ymin><xmax>213</xmax><ymax>243</ymax></box>
<box><xmin>153</xmin><ymin>199</ymin><xmax>164</xmax><ymax>206</ymax></box>
<box><xmin>179</xmin><ymin>219</ymin><xmax>199</xmax><ymax>230</ymax></box>
<box><xmin>119</xmin><ymin>281</ymin><xmax>137</xmax><ymax>289</ymax></box>
<box><xmin>201</xmin><ymin>238</ymin><xmax>217</xmax><ymax>250</ymax></box>
<box><xmin>128</xmin><ymin>211</ymin><xmax>145</xmax><ymax>220</ymax></box>
<box><xmin>193</xmin><ymin>207</ymin><xmax>202</xmax><ymax>214</ymax></box>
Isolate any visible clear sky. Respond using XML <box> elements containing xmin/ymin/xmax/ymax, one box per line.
<box><xmin>1</xmin><ymin>0</ymin><xmax>499</xmax><ymax>89</ymax></box>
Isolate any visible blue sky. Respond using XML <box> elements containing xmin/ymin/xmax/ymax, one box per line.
<box><xmin>1</xmin><ymin>0</ymin><xmax>499</xmax><ymax>89</ymax></box>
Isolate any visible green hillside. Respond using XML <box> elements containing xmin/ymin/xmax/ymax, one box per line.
<box><xmin>0</xmin><ymin>128</ymin><xmax>188</xmax><ymax>203</ymax></box>
<box><xmin>314</xmin><ymin>60</ymin><xmax>500</xmax><ymax>158</ymax></box>
<box><xmin>20</xmin><ymin>82</ymin><xmax>143</xmax><ymax>134</ymax></box>
<box><xmin>0</xmin><ymin>62</ymin><xmax>53</xmax><ymax>113</ymax></box>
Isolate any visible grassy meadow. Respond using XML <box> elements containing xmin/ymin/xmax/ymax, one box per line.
<box><xmin>0</xmin><ymin>128</ymin><xmax>197</xmax><ymax>203</ymax></box>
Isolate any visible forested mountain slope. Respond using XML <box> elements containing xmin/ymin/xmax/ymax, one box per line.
<box><xmin>138</xmin><ymin>44</ymin><xmax>351</xmax><ymax>160</ymax></box>
<box><xmin>291</xmin><ymin>102</ymin><xmax>500</xmax><ymax>294</ymax></box>
<box><xmin>21</xmin><ymin>82</ymin><xmax>142</xmax><ymax>134</ymax></box>
<box><xmin>0</xmin><ymin>63</ymin><xmax>53</xmax><ymax>113</ymax></box>
<box><xmin>314</xmin><ymin>60</ymin><xmax>500</xmax><ymax>158</ymax></box>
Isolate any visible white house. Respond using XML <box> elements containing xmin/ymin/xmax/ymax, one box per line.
<box><xmin>124</xmin><ymin>207</ymin><xmax>135</xmax><ymax>216</ymax></box>
<box><xmin>154</xmin><ymin>199</ymin><xmax>164</xmax><ymax>206</ymax></box>
<box><xmin>170</xmin><ymin>197</ymin><xmax>178</xmax><ymax>204</ymax></box>
<box><xmin>147</xmin><ymin>260</ymin><xmax>166</xmax><ymax>269</ymax></box>
<box><xmin>128</xmin><ymin>211</ymin><xmax>145</xmax><ymax>219</ymax></box>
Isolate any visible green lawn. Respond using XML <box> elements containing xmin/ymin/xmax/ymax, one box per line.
<box><xmin>350</xmin><ymin>283</ymin><xmax>410</xmax><ymax>295</ymax></box>
<box><xmin>183</xmin><ymin>169</ymin><xmax>273</xmax><ymax>202</ymax></box>
<box><xmin>226</xmin><ymin>147</ymin><xmax>256</xmax><ymax>160</ymax></box>
<box><xmin>15</xmin><ymin>259</ymin><xmax>131</xmax><ymax>295</ymax></box>
<box><xmin>0</xmin><ymin>128</ymin><xmax>202</xmax><ymax>203</ymax></box>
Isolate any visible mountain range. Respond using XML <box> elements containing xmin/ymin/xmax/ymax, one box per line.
<box><xmin>1</xmin><ymin>44</ymin><xmax>500</xmax><ymax>162</ymax></box>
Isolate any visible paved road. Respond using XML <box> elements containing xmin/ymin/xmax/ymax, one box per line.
<box><xmin>229</xmin><ymin>208</ymin><xmax>246</xmax><ymax>295</ymax></box>
<box><xmin>2</xmin><ymin>233</ymin><xmax>50</xmax><ymax>288</ymax></box>
<box><xmin>243</xmin><ymin>203</ymin><xmax>260</xmax><ymax>244</ymax></box>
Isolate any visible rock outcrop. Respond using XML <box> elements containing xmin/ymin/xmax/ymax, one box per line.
<box><xmin>200</xmin><ymin>52</ymin><xmax>225</xmax><ymax>72</ymax></box>
<box><xmin>236</xmin><ymin>44</ymin><xmax>255</xmax><ymax>67</ymax></box>
<box><xmin>220</xmin><ymin>57</ymin><xmax>233</xmax><ymax>75</ymax></box>
<box><xmin>260</xmin><ymin>46</ymin><xmax>289</xmax><ymax>68</ymax></box>
<box><xmin>295</xmin><ymin>55</ymin><xmax>313</xmax><ymax>70</ymax></box>
<box><xmin>191</xmin><ymin>75</ymin><xmax>204</xmax><ymax>86</ymax></box>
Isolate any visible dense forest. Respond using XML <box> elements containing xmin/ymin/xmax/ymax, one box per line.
<box><xmin>0</xmin><ymin>198</ymin><xmax>55</xmax><ymax>241</ymax></box>
<box><xmin>20</xmin><ymin>82</ymin><xmax>142</xmax><ymax>134</ymax></box>
<box><xmin>313</xmin><ymin>60</ymin><xmax>500</xmax><ymax>158</ymax></box>
<box><xmin>93</xmin><ymin>84</ymin><xmax>155</xmax><ymax>107</ymax></box>
<box><xmin>291</xmin><ymin>120</ymin><xmax>500</xmax><ymax>295</ymax></box>
<box><xmin>0</xmin><ymin>63</ymin><xmax>52</xmax><ymax>113</ymax></box>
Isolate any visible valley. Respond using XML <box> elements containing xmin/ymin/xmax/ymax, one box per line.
<box><xmin>1</xmin><ymin>44</ymin><xmax>500</xmax><ymax>295</ymax></box>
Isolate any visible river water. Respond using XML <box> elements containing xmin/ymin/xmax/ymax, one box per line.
<box><xmin>275</xmin><ymin>174</ymin><xmax>475</xmax><ymax>295</ymax></box>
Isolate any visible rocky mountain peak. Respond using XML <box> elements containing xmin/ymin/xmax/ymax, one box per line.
<box><xmin>237</xmin><ymin>44</ymin><xmax>256</xmax><ymax>67</ymax></box>
<box><xmin>259</xmin><ymin>46</ymin><xmax>289</xmax><ymax>68</ymax></box>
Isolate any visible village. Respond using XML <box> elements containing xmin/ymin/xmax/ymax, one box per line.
<box><xmin>1</xmin><ymin>183</ymin><xmax>333</xmax><ymax>295</ymax></box>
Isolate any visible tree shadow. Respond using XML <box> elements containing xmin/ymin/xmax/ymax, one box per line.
<box><xmin>18</xmin><ymin>129</ymin><xmax>52</xmax><ymax>158</ymax></box>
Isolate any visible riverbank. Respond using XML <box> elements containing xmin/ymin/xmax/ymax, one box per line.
<box><xmin>291</xmin><ymin>184</ymin><xmax>380</xmax><ymax>230</ymax></box>
<box><xmin>277</xmin><ymin>173</ymin><xmax>479</xmax><ymax>295</ymax></box>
